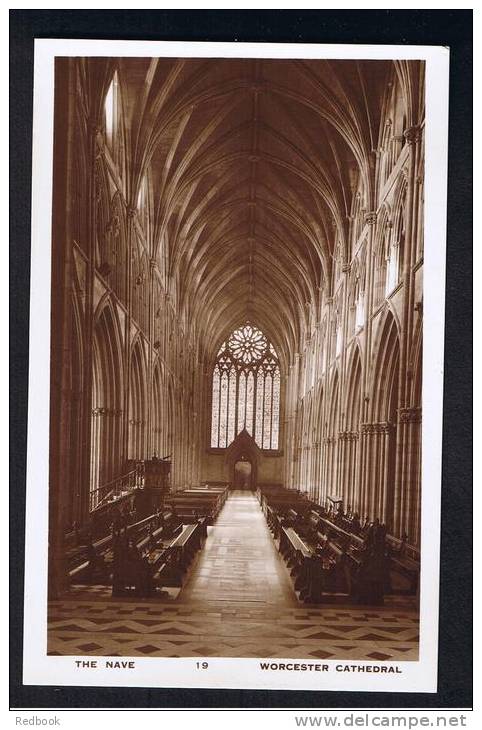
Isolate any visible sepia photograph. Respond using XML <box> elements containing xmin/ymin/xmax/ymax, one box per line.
<box><xmin>20</xmin><ymin>37</ymin><xmax>450</xmax><ymax>694</ymax></box>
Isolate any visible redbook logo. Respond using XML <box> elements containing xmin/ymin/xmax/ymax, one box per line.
<box><xmin>15</xmin><ymin>718</ymin><xmax>60</xmax><ymax>726</ymax></box>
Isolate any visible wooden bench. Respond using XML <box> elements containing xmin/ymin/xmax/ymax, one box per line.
<box><xmin>386</xmin><ymin>535</ymin><xmax>420</xmax><ymax>595</ymax></box>
<box><xmin>111</xmin><ymin>519</ymin><xmax>206</xmax><ymax>597</ymax></box>
<box><xmin>263</xmin><ymin>493</ymin><xmax>391</xmax><ymax>605</ymax></box>
<box><xmin>158</xmin><ymin>522</ymin><xmax>205</xmax><ymax>588</ymax></box>
<box><xmin>166</xmin><ymin>490</ymin><xmax>226</xmax><ymax>524</ymax></box>
<box><xmin>69</xmin><ymin>508</ymin><xmax>182</xmax><ymax>585</ymax></box>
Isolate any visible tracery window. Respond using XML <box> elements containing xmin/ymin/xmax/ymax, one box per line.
<box><xmin>210</xmin><ymin>324</ymin><xmax>280</xmax><ymax>450</ymax></box>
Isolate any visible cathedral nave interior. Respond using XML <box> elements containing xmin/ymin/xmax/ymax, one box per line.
<box><xmin>48</xmin><ymin>56</ymin><xmax>424</xmax><ymax>660</ymax></box>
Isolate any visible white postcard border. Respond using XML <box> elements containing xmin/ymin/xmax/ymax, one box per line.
<box><xmin>22</xmin><ymin>39</ymin><xmax>450</xmax><ymax>693</ymax></box>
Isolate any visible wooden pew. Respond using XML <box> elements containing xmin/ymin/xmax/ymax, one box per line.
<box><xmin>276</xmin><ymin>524</ymin><xmax>346</xmax><ymax>603</ymax></box>
<box><xmin>262</xmin><ymin>492</ymin><xmax>391</xmax><ymax>605</ymax></box>
<box><xmin>301</xmin><ymin>512</ymin><xmax>388</xmax><ymax>604</ymax></box>
<box><xmin>111</xmin><ymin>519</ymin><xmax>207</xmax><ymax>597</ymax></box>
<box><xmin>159</xmin><ymin>522</ymin><xmax>204</xmax><ymax>587</ymax></box>
<box><xmin>69</xmin><ymin>508</ymin><xmax>182</xmax><ymax>585</ymax></box>
<box><xmin>386</xmin><ymin>534</ymin><xmax>420</xmax><ymax>595</ymax></box>
<box><xmin>165</xmin><ymin>487</ymin><xmax>227</xmax><ymax>524</ymax></box>
<box><xmin>279</xmin><ymin>526</ymin><xmax>312</xmax><ymax>594</ymax></box>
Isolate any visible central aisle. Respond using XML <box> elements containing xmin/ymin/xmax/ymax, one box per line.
<box><xmin>180</xmin><ymin>490</ymin><xmax>298</xmax><ymax>606</ymax></box>
<box><xmin>47</xmin><ymin>491</ymin><xmax>420</xmax><ymax>659</ymax></box>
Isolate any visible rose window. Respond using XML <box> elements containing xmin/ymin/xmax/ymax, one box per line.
<box><xmin>228</xmin><ymin>325</ymin><xmax>268</xmax><ymax>364</ymax></box>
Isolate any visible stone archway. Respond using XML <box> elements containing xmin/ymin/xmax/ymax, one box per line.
<box><xmin>225</xmin><ymin>429</ymin><xmax>261</xmax><ymax>490</ymax></box>
<box><xmin>234</xmin><ymin>458</ymin><xmax>252</xmax><ymax>490</ymax></box>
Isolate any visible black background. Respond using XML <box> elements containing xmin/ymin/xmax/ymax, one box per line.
<box><xmin>10</xmin><ymin>9</ymin><xmax>473</xmax><ymax>710</ymax></box>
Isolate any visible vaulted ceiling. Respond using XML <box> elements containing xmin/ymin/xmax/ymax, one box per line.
<box><xmin>86</xmin><ymin>57</ymin><xmax>421</xmax><ymax>369</ymax></box>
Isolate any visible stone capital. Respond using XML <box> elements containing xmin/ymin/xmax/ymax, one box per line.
<box><xmin>90</xmin><ymin>121</ymin><xmax>102</xmax><ymax>137</ymax></box>
<box><xmin>361</xmin><ymin>421</ymin><xmax>393</xmax><ymax>434</ymax></box>
<box><xmin>338</xmin><ymin>430</ymin><xmax>359</xmax><ymax>442</ymax></box>
<box><xmin>364</xmin><ymin>211</ymin><xmax>377</xmax><ymax>226</ymax></box>
<box><xmin>398</xmin><ymin>407</ymin><xmax>422</xmax><ymax>424</ymax></box>
<box><xmin>403</xmin><ymin>125</ymin><xmax>422</xmax><ymax>146</ymax></box>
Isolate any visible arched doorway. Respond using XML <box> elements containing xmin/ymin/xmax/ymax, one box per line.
<box><xmin>234</xmin><ymin>458</ymin><xmax>252</xmax><ymax>490</ymax></box>
<box><xmin>225</xmin><ymin>428</ymin><xmax>260</xmax><ymax>490</ymax></box>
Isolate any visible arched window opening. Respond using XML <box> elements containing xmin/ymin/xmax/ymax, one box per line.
<box><xmin>137</xmin><ymin>174</ymin><xmax>149</xmax><ymax>234</ymax></box>
<box><xmin>210</xmin><ymin>324</ymin><xmax>281</xmax><ymax>450</ymax></box>
<box><xmin>334</xmin><ymin>304</ymin><xmax>342</xmax><ymax>357</ymax></box>
<box><xmin>385</xmin><ymin>221</ymin><xmax>398</xmax><ymax>295</ymax></box>
<box><xmin>355</xmin><ymin>278</ymin><xmax>365</xmax><ymax>330</ymax></box>
<box><xmin>104</xmin><ymin>71</ymin><xmax>119</xmax><ymax>153</ymax></box>
<box><xmin>375</xmin><ymin>222</ymin><xmax>390</xmax><ymax>307</ymax></box>
<box><xmin>319</xmin><ymin>319</ymin><xmax>327</xmax><ymax>373</ymax></box>
<box><xmin>385</xmin><ymin>196</ymin><xmax>406</xmax><ymax>296</ymax></box>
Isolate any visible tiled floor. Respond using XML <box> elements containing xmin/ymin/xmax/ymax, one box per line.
<box><xmin>48</xmin><ymin>491</ymin><xmax>419</xmax><ymax>660</ymax></box>
<box><xmin>180</xmin><ymin>491</ymin><xmax>297</xmax><ymax>606</ymax></box>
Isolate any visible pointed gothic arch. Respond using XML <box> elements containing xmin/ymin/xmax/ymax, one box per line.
<box><xmin>225</xmin><ymin>429</ymin><xmax>261</xmax><ymax>489</ymax></box>
<box><xmin>343</xmin><ymin>344</ymin><xmax>363</xmax><ymax>513</ymax></box>
<box><xmin>325</xmin><ymin>369</ymin><xmax>340</xmax><ymax>498</ymax></box>
<box><xmin>151</xmin><ymin>358</ymin><xmax>164</xmax><ymax>458</ymax></box>
<box><xmin>68</xmin><ymin>293</ymin><xmax>84</xmax><ymax>525</ymax></box>
<box><xmin>90</xmin><ymin>302</ymin><xmax>124</xmax><ymax>508</ymax></box>
<box><xmin>369</xmin><ymin>309</ymin><xmax>400</xmax><ymax>530</ymax></box>
<box><xmin>128</xmin><ymin>337</ymin><xmax>148</xmax><ymax>460</ymax></box>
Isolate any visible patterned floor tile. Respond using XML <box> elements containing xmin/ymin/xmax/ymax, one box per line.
<box><xmin>48</xmin><ymin>492</ymin><xmax>419</xmax><ymax>661</ymax></box>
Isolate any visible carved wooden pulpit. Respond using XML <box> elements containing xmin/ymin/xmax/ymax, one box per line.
<box><xmin>145</xmin><ymin>457</ymin><xmax>171</xmax><ymax>491</ymax></box>
<box><xmin>137</xmin><ymin>456</ymin><xmax>171</xmax><ymax>517</ymax></box>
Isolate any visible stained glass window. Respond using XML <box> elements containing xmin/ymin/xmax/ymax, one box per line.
<box><xmin>246</xmin><ymin>371</ymin><xmax>254</xmax><ymax>435</ymax></box>
<box><xmin>210</xmin><ymin>324</ymin><xmax>281</xmax><ymax>449</ymax></box>
<box><xmin>255</xmin><ymin>366</ymin><xmax>264</xmax><ymax>446</ymax></box>
<box><xmin>227</xmin><ymin>366</ymin><xmax>237</xmax><ymax>445</ymax></box>
<box><xmin>219</xmin><ymin>371</ymin><xmax>228</xmax><ymax>448</ymax></box>
<box><xmin>237</xmin><ymin>371</ymin><xmax>246</xmax><ymax>432</ymax></box>
<box><xmin>263</xmin><ymin>373</ymin><xmax>272</xmax><ymax>449</ymax></box>
<box><xmin>211</xmin><ymin>365</ymin><xmax>220</xmax><ymax>446</ymax></box>
<box><xmin>271</xmin><ymin>370</ymin><xmax>280</xmax><ymax>449</ymax></box>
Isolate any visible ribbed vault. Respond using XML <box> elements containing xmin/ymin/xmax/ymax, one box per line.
<box><xmin>96</xmin><ymin>57</ymin><xmax>422</xmax><ymax>369</ymax></box>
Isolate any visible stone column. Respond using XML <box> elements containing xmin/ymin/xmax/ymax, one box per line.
<box><xmin>337</xmin><ymin>431</ymin><xmax>349</xmax><ymax>505</ymax></box>
<box><xmin>359</xmin><ymin>424</ymin><xmax>371</xmax><ymax>521</ymax></box>
<box><xmin>398</xmin><ymin>406</ymin><xmax>422</xmax><ymax>544</ymax></box>
<box><xmin>352</xmin><ymin>429</ymin><xmax>362</xmax><ymax>514</ymax></box>
<box><xmin>49</xmin><ymin>60</ymin><xmax>85</xmax><ymax>596</ymax></box>
<box><xmin>339</xmin><ymin>430</ymin><xmax>359</xmax><ymax>511</ymax></box>
<box><xmin>146</xmin><ymin>257</ymin><xmax>157</xmax><ymax>458</ymax></box>
<box><xmin>313</xmin><ymin>441</ymin><xmax>321</xmax><ymax>503</ymax></box>
<box><xmin>394</xmin><ymin>126</ymin><xmax>423</xmax><ymax>536</ymax></box>
<box><xmin>122</xmin><ymin>205</ymin><xmax>137</xmax><ymax>463</ymax></box>
<box><xmin>77</xmin><ymin>128</ymin><xmax>101</xmax><ymax>523</ymax></box>
<box><xmin>324</xmin><ymin>435</ymin><xmax>337</xmax><ymax>499</ymax></box>
<box><xmin>360</xmin><ymin>421</ymin><xmax>394</xmax><ymax>523</ymax></box>
<box><xmin>362</xmin><ymin>212</ymin><xmax>377</xmax><ymax>425</ymax></box>
<box><xmin>378</xmin><ymin>422</ymin><xmax>395</xmax><ymax>528</ymax></box>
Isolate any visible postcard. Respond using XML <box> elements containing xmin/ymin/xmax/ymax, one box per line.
<box><xmin>22</xmin><ymin>38</ymin><xmax>449</xmax><ymax>693</ymax></box>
